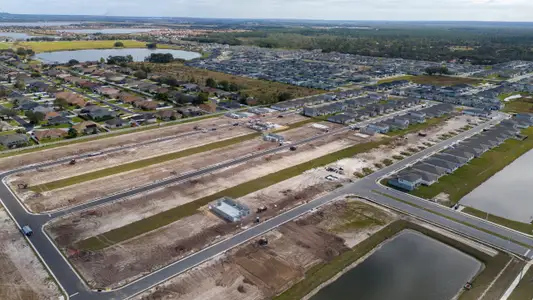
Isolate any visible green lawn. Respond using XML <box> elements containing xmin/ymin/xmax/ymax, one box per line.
<box><xmin>503</xmin><ymin>100</ymin><xmax>533</xmax><ymax>114</ymax></box>
<box><xmin>70</xmin><ymin>117</ymin><xmax>84</xmax><ymax>123</ymax></box>
<box><xmin>18</xmin><ymin>40</ymin><xmax>149</xmax><ymax>53</ymax></box>
<box><xmin>412</xmin><ymin>126</ymin><xmax>533</xmax><ymax>206</ymax></box>
<box><xmin>377</xmin><ymin>75</ymin><xmax>414</xmax><ymax>84</ymax></box>
<box><xmin>0</xmin><ymin>130</ymin><xmax>17</xmax><ymax>136</ymax></box>
<box><xmin>31</xmin><ymin>133</ymin><xmax>261</xmax><ymax>192</ymax></box>
<box><xmin>0</xmin><ymin>42</ymin><xmax>11</xmax><ymax>50</ymax></box>
<box><xmin>463</xmin><ymin>207</ymin><xmax>533</xmax><ymax>235</ymax></box>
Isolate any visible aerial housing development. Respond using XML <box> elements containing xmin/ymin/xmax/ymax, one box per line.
<box><xmin>0</xmin><ymin>12</ymin><xmax>533</xmax><ymax>300</ymax></box>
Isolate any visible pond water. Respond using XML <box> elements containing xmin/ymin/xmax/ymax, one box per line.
<box><xmin>35</xmin><ymin>48</ymin><xmax>201</xmax><ymax>63</ymax></box>
<box><xmin>310</xmin><ymin>230</ymin><xmax>482</xmax><ymax>300</ymax></box>
<box><xmin>460</xmin><ymin>148</ymin><xmax>533</xmax><ymax>223</ymax></box>
<box><xmin>58</xmin><ymin>28</ymin><xmax>158</xmax><ymax>34</ymax></box>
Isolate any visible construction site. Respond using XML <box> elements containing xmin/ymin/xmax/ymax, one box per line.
<box><xmin>0</xmin><ymin>99</ymin><xmax>491</xmax><ymax>293</ymax></box>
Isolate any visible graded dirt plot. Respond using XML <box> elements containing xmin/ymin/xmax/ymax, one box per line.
<box><xmin>23</xmin><ymin>126</ymin><xmax>352</xmax><ymax>213</ymax></box>
<box><xmin>0</xmin><ymin>116</ymin><xmax>240</xmax><ymax>172</ymax></box>
<box><xmin>0</xmin><ymin>209</ymin><xmax>60</xmax><ymax>300</ymax></box>
<box><xmin>134</xmin><ymin>199</ymin><xmax>394</xmax><ymax>300</ymax></box>
<box><xmin>9</xmin><ymin>125</ymin><xmax>254</xmax><ymax>188</ymax></box>
<box><xmin>337</xmin><ymin>115</ymin><xmax>476</xmax><ymax>177</ymax></box>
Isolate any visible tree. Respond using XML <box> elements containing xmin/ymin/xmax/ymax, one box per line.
<box><xmin>277</xmin><ymin>92</ymin><xmax>293</xmax><ymax>102</ymax></box>
<box><xmin>25</xmin><ymin>111</ymin><xmax>45</xmax><ymax>125</ymax></box>
<box><xmin>99</xmin><ymin>57</ymin><xmax>105</xmax><ymax>64</ymax></box>
<box><xmin>16</xmin><ymin>47</ymin><xmax>27</xmax><ymax>56</ymax></box>
<box><xmin>133</xmin><ymin>70</ymin><xmax>147</xmax><ymax>79</ymax></box>
<box><xmin>155</xmin><ymin>93</ymin><xmax>169</xmax><ymax>101</ymax></box>
<box><xmin>14</xmin><ymin>80</ymin><xmax>25</xmax><ymax>90</ymax></box>
<box><xmin>114</xmin><ymin>41</ymin><xmax>124</xmax><ymax>47</ymax></box>
<box><xmin>54</xmin><ymin>97</ymin><xmax>68</xmax><ymax>110</ymax></box>
<box><xmin>30</xmin><ymin>71</ymin><xmax>41</xmax><ymax>78</ymax></box>
<box><xmin>145</xmin><ymin>53</ymin><xmax>174</xmax><ymax>63</ymax></box>
<box><xmin>106</xmin><ymin>55</ymin><xmax>134</xmax><ymax>65</ymax></box>
<box><xmin>67</xmin><ymin>59</ymin><xmax>79</xmax><ymax>66</ymax></box>
<box><xmin>0</xmin><ymin>108</ymin><xmax>16</xmax><ymax>119</ymax></box>
<box><xmin>67</xmin><ymin>127</ymin><xmax>78</xmax><ymax>139</ymax></box>
<box><xmin>229</xmin><ymin>82</ymin><xmax>240</xmax><ymax>92</ymax></box>
<box><xmin>206</xmin><ymin>77</ymin><xmax>217</xmax><ymax>88</ymax></box>
<box><xmin>219</xmin><ymin>80</ymin><xmax>230</xmax><ymax>91</ymax></box>
<box><xmin>193</xmin><ymin>92</ymin><xmax>209</xmax><ymax>105</ymax></box>
<box><xmin>146</xmin><ymin>43</ymin><xmax>157</xmax><ymax>49</ymax></box>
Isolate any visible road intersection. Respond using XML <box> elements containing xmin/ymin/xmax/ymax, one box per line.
<box><xmin>1</xmin><ymin>109</ymin><xmax>531</xmax><ymax>300</ymax></box>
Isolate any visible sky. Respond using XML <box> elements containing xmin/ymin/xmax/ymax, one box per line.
<box><xmin>3</xmin><ymin>0</ymin><xmax>533</xmax><ymax>22</ymax></box>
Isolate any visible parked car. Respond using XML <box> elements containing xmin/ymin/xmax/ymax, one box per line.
<box><xmin>21</xmin><ymin>225</ymin><xmax>33</xmax><ymax>237</ymax></box>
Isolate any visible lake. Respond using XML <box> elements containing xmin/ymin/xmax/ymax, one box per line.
<box><xmin>0</xmin><ymin>32</ymin><xmax>44</xmax><ymax>40</ymax></box>
<box><xmin>310</xmin><ymin>230</ymin><xmax>482</xmax><ymax>300</ymax></box>
<box><xmin>460</xmin><ymin>148</ymin><xmax>533</xmax><ymax>223</ymax></box>
<box><xmin>35</xmin><ymin>48</ymin><xmax>202</xmax><ymax>63</ymax></box>
<box><xmin>0</xmin><ymin>22</ymin><xmax>80</xmax><ymax>27</ymax></box>
<box><xmin>58</xmin><ymin>28</ymin><xmax>158</xmax><ymax>34</ymax></box>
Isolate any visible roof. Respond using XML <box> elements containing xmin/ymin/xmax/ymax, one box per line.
<box><xmin>105</xmin><ymin>118</ymin><xmax>125</xmax><ymax>125</ymax></box>
<box><xmin>0</xmin><ymin>134</ymin><xmax>28</xmax><ymax>145</ymax></box>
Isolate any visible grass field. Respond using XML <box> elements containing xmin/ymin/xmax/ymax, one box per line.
<box><xmin>132</xmin><ymin>62</ymin><xmax>322</xmax><ymax>104</ymax></box>
<box><xmin>462</xmin><ymin>207</ymin><xmax>533</xmax><ymax>235</ymax></box>
<box><xmin>412</xmin><ymin>126</ymin><xmax>533</xmax><ymax>207</ymax></box>
<box><xmin>502</xmin><ymin>96</ymin><xmax>533</xmax><ymax>114</ymax></box>
<box><xmin>377</xmin><ymin>75</ymin><xmax>413</xmax><ymax>84</ymax></box>
<box><xmin>509</xmin><ymin>267</ymin><xmax>533</xmax><ymax>300</ymax></box>
<box><xmin>275</xmin><ymin>220</ymin><xmax>511</xmax><ymax>300</ymax></box>
<box><xmin>0</xmin><ymin>42</ymin><xmax>11</xmax><ymax>50</ymax></box>
<box><xmin>16</xmin><ymin>40</ymin><xmax>181</xmax><ymax>53</ymax></box>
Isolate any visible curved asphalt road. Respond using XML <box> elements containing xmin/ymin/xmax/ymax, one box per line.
<box><xmin>3</xmin><ymin>104</ymin><xmax>528</xmax><ymax>300</ymax></box>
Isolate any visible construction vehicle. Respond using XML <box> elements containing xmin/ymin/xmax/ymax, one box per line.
<box><xmin>258</xmin><ymin>237</ymin><xmax>268</xmax><ymax>246</ymax></box>
<box><xmin>290</xmin><ymin>146</ymin><xmax>297</xmax><ymax>151</ymax></box>
<box><xmin>69</xmin><ymin>159</ymin><xmax>76</xmax><ymax>165</ymax></box>
<box><xmin>256</xmin><ymin>206</ymin><xmax>268</xmax><ymax>213</ymax></box>
<box><xmin>21</xmin><ymin>225</ymin><xmax>33</xmax><ymax>237</ymax></box>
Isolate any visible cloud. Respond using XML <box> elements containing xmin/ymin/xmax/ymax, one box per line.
<box><xmin>3</xmin><ymin>0</ymin><xmax>533</xmax><ymax>21</ymax></box>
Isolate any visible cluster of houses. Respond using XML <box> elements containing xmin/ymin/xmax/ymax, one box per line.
<box><xmin>189</xmin><ymin>45</ymin><xmax>488</xmax><ymax>90</ymax></box>
<box><xmin>361</xmin><ymin>103</ymin><xmax>454</xmax><ymax>135</ymax></box>
<box><xmin>388</xmin><ymin>114</ymin><xmax>533</xmax><ymax>191</ymax></box>
<box><xmin>271</xmin><ymin>90</ymin><xmax>363</xmax><ymax>112</ymax></box>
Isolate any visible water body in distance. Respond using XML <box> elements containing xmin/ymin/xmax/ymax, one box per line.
<box><xmin>58</xmin><ymin>28</ymin><xmax>158</xmax><ymax>34</ymax></box>
<box><xmin>0</xmin><ymin>22</ymin><xmax>80</xmax><ymax>27</ymax></box>
<box><xmin>35</xmin><ymin>48</ymin><xmax>201</xmax><ymax>64</ymax></box>
<box><xmin>310</xmin><ymin>230</ymin><xmax>482</xmax><ymax>300</ymax></box>
<box><xmin>0</xmin><ymin>32</ymin><xmax>58</xmax><ymax>40</ymax></box>
<box><xmin>460</xmin><ymin>148</ymin><xmax>533</xmax><ymax>223</ymax></box>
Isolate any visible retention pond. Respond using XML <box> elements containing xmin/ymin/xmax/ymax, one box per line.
<box><xmin>310</xmin><ymin>230</ymin><xmax>482</xmax><ymax>300</ymax></box>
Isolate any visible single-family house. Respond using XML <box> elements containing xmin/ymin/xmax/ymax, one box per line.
<box><xmin>47</xmin><ymin>115</ymin><xmax>71</xmax><ymax>126</ymax></box>
<box><xmin>442</xmin><ymin>148</ymin><xmax>475</xmax><ymax>161</ymax></box>
<box><xmin>367</xmin><ymin>123</ymin><xmax>390</xmax><ymax>134</ymax></box>
<box><xmin>328</xmin><ymin>113</ymin><xmax>356</xmax><ymax>124</ymax></box>
<box><xmin>412</xmin><ymin>162</ymin><xmax>447</xmax><ymax>177</ymax></box>
<box><xmin>423</xmin><ymin>158</ymin><xmax>459</xmax><ymax>173</ymax></box>
<box><xmin>156</xmin><ymin>110</ymin><xmax>178</xmax><ymax>121</ymax></box>
<box><xmin>134</xmin><ymin>100</ymin><xmax>159</xmax><ymax>111</ymax></box>
<box><xmin>0</xmin><ymin>134</ymin><xmax>29</xmax><ymax>148</ymax></box>
<box><xmin>388</xmin><ymin>173</ymin><xmax>423</xmax><ymax>191</ymax></box>
<box><xmin>104</xmin><ymin>118</ymin><xmax>127</xmax><ymax>129</ymax></box>
<box><xmin>95</xmin><ymin>87</ymin><xmax>121</xmax><ymax>98</ymax></box>
<box><xmin>73</xmin><ymin>121</ymin><xmax>99</xmax><ymax>135</ymax></box>
<box><xmin>33</xmin><ymin>128</ymin><xmax>68</xmax><ymax>141</ymax></box>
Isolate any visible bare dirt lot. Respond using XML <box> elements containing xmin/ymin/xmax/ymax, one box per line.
<box><xmin>21</xmin><ymin>124</ymin><xmax>353</xmax><ymax>213</ymax></box>
<box><xmin>0</xmin><ymin>209</ymin><xmax>60</xmax><ymax>300</ymax></box>
<box><xmin>133</xmin><ymin>198</ymin><xmax>396</xmax><ymax>300</ymax></box>
<box><xmin>0</xmin><ymin>112</ymin><xmax>307</xmax><ymax>173</ymax></box>
<box><xmin>337</xmin><ymin>115</ymin><xmax>477</xmax><ymax>176</ymax></box>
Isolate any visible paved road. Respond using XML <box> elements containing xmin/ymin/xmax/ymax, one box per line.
<box><xmin>3</xmin><ymin>104</ymin><xmax>527</xmax><ymax>300</ymax></box>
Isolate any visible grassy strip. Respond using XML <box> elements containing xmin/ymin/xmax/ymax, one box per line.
<box><xmin>508</xmin><ymin>267</ymin><xmax>533</xmax><ymax>300</ymax></box>
<box><xmin>19</xmin><ymin>40</ymin><xmax>150</xmax><ymax>53</ymax></box>
<box><xmin>412</xmin><ymin>126</ymin><xmax>533</xmax><ymax>205</ymax></box>
<box><xmin>31</xmin><ymin>132</ymin><xmax>261</xmax><ymax>192</ymax></box>
<box><xmin>387</xmin><ymin>115</ymin><xmax>450</xmax><ymax>137</ymax></box>
<box><xmin>462</xmin><ymin>207</ymin><xmax>533</xmax><ymax>235</ymax></box>
<box><xmin>74</xmin><ymin>137</ymin><xmax>392</xmax><ymax>251</ymax></box>
<box><xmin>275</xmin><ymin>220</ymin><xmax>509</xmax><ymax>300</ymax></box>
<box><xmin>0</xmin><ymin>114</ymin><xmax>219</xmax><ymax>159</ymax></box>
<box><xmin>372</xmin><ymin>190</ymin><xmax>531</xmax><ymax>248</ymax></box>
<box><xmin>474</xmin><ymin>259</ymin><xmax>525</xmax><ymax>300</ymax></box>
